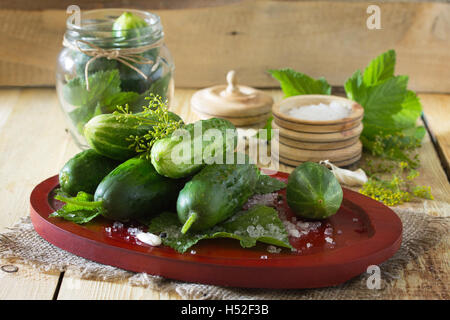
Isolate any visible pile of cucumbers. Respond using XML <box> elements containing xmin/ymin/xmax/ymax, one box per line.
<box><xmin>56</xmin><ymin>114</ymin><xmax>265</xmax><ymax>233</ymax></box>
<box><xmin>56</xmin><ymin>108</ymin><xmax>344</xmax><ymax>237</ymax></box>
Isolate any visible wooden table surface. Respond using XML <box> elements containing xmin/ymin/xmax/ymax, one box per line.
<box><xmin>0</xmin><ymin>88</ymin><xmax>448</xmax><ymax>300</ymax></box>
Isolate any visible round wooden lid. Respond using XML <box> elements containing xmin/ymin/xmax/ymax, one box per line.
<box><xmin>191</xmin><ymin>71</ymin><xmax>273</xmax><ymax>126</ymax></box>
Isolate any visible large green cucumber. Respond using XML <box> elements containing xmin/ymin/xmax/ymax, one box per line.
<box><xmin>151</xmin><ymin>118</ymin><xmax>237</xmax><ymax>179</ymax></box>
<box><xmin>95</xmin><ymin>157</ymin><xmax>184</xmax><ymax>221</ymax></box>
<box><xmin>177</xmin><ymin>162</ymin><xmax>259</xmax><ymax>233</ymax></box>
<box><xmin>84</xmin><ymin>111</ymin><xmax>183</xmax><ymax>161</ymax></box>
<box><xmin>286</xmin><ymin>162</ymin><xmax>343</xmax><ymax>219</ymax></box>
<box><xmin>59</xmin><ymin>149</ymin><xmax>120</xmax><ymax>196</ymax></box>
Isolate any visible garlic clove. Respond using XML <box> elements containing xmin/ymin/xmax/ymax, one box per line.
<box><xmin>136</xmin><ymin>232</ymin><xmax>162</xmax><ymax>246</ymax></box>
<box><xmin>320</xmin><ymin>160</ymin><xmax>368</xmax><ymax>187</ymax></box>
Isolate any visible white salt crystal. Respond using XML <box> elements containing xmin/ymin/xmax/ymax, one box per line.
<box><xmin>190</xmin><ymin>250</ymin><xmax>197</xmax><ymax>255</ymax></box>
<box><xmin>267</xmin><ymin>245</ymin><xmax>282</xmax><ymax>254</ymax></box>
<box><xmin>260</xmin><ymin>255</ymin><xmax>268</xmax><ymax>260</ymax></box>
<box><xmin>287</xmin><ymin>101</ymin><xmax>351</xmax><ymax>121</ymax></box>
<box><xmin>310</xmin><ymin>222</ymin><xmax>322</xmax><ymax>230</ymax></box>
<box><xmin>243</xmin><ymin>193</ymin><xmax>278</xmax><ymax>209</ymax></box>
<box><xmin>325</xmin><ymin>236</ymin><xmax>334</xmax><ymax>244</ymax></box>
<box><xmin>283</xmin><ymin>220</ymin><xmax>301</xmax><ymax>238</ymax></box>
<box><xmin>113</xmin><ymin>221</ymin><xmax>124</xmax><ymax>229</ymax></box>
<box><xmin>136</xmin><ymin>232</ymin><xmax>162</xmax><ymax>247</ymax></box>
<box><xmin>288</xmin><ymin>229</ymin><xmax>301</xmax><ymax>238</ymax></box>
<box><xmin>306</xmin><ymin>243</ymin><xmax>312</xmax><ymax>248</ymax></box>
<box><xmin>127</xmin><ymin>227</ymin><xmax>141</xmax><ymax>236</ymax></box>
<box><xmin>297</xmin><ymin>221</ymin><xmax>310</xmax><ymax>229</ymax></box>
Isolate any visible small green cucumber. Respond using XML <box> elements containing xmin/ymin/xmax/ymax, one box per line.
<box><xmin>94</xmin><ymin>157</ymin><xmax>184</xmax><ymax>221</ymax></box>
<box><xmin>177</xmin><ymin>162</ymin><xmax>259</xmax><ymax>233</ymax></box>
<box><xmin>151</xmin><ymin>118</ymin><xmax>237</xmax><ymax>179</ymax></box>
<box><xmin>287</xmin><ymin>162</ymin><xmax>343</xmax><ymax>219</ymax></box>
<box><xmin>84</xmin><ymin>111</ymin><xmax>183</xmax><ymax>161</ymax></box>
<box><xmin>59</xmin><ymin>149</ymin><xmax>120</xmax><ymax>196</ymax></box>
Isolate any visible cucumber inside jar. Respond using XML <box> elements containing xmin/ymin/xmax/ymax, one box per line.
<box><xmin>62</xmin><ymin>60</ymin><xmax>171</xmax><ymax>136</ymax></box>
<box><xmin>118</xmin><ymin>48</ymin><xmax>162</xmax><ymax>93</ymax></box>
<box><xmin>72</xmin><ymin>51</ymin><xmax>118</xmax><ymax>78</ymax></box>
<box><xmin>57</xmin><ymin>10</ymin><xmax>173</xmax><ymax>143</ymax></box>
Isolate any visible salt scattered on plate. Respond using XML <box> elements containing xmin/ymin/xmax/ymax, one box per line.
<box><xmin>287</xmin><ymin>101</ymin><xmax>351</xmax><ymax>121</ymax></box>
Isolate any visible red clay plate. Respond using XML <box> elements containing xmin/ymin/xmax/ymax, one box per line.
<box><xmin>30</xmin><ymin>172</ymin><xmax>402</xmax><ymax>289</ymax></box>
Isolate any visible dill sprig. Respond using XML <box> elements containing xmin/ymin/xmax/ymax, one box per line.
<box><xmin>360</xmin><ymin>160</ymin><xmax>433</xmax><ymax>206</ymax></box>
<box><xmin>113</xmin><ymin>94</ymin><xmax>183</xmax><ymax>159</ymax></box>
<box><xmin>368</xmin><ymin>132</ymin><xmax>422</xmax><ymax>168</ymax></box>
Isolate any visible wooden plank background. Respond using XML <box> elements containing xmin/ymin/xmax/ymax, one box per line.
<box><xmin>0</xmin><ymin>0</ymin><xmax>449</xmax><ymax>92</ymax></box>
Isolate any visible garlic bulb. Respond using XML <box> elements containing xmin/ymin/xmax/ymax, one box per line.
<box><xmin>320</xmin><ymin>160</ymin><xmax>368</xmax><ymax>187</ymax></box>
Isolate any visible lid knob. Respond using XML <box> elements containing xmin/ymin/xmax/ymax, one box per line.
<box><xmin>191</xmin><ymin>70</ymin><xmax>274</xmax><ymax>127</ymax></box>
<box><xmin>222</xmin><ymin>70</ymin><xmax>247</xmax><ymax>98</ymax></box>
<box><xmin>225</xmin><ymin>70</ymin><xmax>238</xmax><ymax>95</ymax></box>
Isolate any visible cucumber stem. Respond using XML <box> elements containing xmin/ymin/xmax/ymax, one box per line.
<box><xmin>181</xmin><ymin>212</ymin><xmax>198</xmax><ymax>234</ymax></box>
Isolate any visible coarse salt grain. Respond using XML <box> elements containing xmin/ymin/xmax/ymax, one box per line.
<box><xmin>113</xmin><ymin>221</ymin><xmax>124</xmax><ymax>229</ymax></box>
<box><xmin>260</xmin><ymin>255</ymin><xmax>268</xmax><ymax>260</ymax></box>
<box><xmin>283</xmin><ymin>220</ymin><xmax>301</xmax><ymax>238</ymax></box>
<box><xmin>267</xmin><ymin>245</ymin><xmax>282</xmax><ymax>254</ymax></box>
<box><xmin>306</xmin><ymin>243</ymin><xmax>312</xmax><ymax>248</ymax></box>
<box><xmin>127</xmin><ymin>227</ymin><xmax>141</xmax><ymax>236</ymax></box>
<box><xmin>287</xmin><ymin>101</ymin><xmax>351</xmax><ymax>121</ymax></box>
<box><xmin>325</xmin><ymin>236</ymin><xmax>334</xmax><ymax>244</ymax></box>
<box><xmin>289</xmin><ymin>229</ymin><xmax>301</xmax><ymax>238</ymax></box>
<box><xmin>243</xmin><ymin>193</ymin><xmax>278</xmax><ymax>210</ymax></box>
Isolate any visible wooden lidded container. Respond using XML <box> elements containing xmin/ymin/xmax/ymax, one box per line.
<box><xmin>191</xmin><ymin>71</ymin><xmax>273</xmax><ymax>127</ymax></box>
<box><xmin>272</xmin><ymin>95</ymin><xmax>364</xmax><ymax>167</ymax></box>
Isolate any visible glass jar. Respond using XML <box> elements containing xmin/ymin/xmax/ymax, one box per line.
<box><xmin>56</xmin><ymin>9</ymin><xmax>174</xmax><ymax>148</ymax></box>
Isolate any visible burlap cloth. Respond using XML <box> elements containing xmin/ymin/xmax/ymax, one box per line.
<box><xmin>0</xmin><ymin>207</ymin><xmax>448</xmax><ymax>300</ymax></box>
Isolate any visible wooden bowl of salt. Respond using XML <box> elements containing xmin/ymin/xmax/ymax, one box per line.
<box><xmin>271</xmin><ymin>95</ymin><xmax>364</xmax><ymax>167</ymax></box>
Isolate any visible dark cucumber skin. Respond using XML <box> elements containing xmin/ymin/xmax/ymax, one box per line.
<box><xmin>177</xmin><ymin>163</ymin><xmax>259</xmax><ymax>233</ymax></box>
<box><xmin>84</xmin><ymin>111</ymin><xmax>183</xmax><ymax>161</ymax></box>
<box><xmin>59</xmin><ymin>149</ymin><xmax>120</xmax><ymax>196</ymax></box>
<box><xmin>95</xmin><ymin>157</ymin><xmax>184</xmax><ymax>221</ymax></box>
<box><xmin>286</xmin><ymin>162</ymin><xmax>343</xmax><ymax>219</ymax></box>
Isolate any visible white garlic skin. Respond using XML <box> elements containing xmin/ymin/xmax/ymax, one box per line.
<box><xmin>320</xmin><ymin>160</ymin><xmax>368</xmax><ymax>187</ymax></box>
